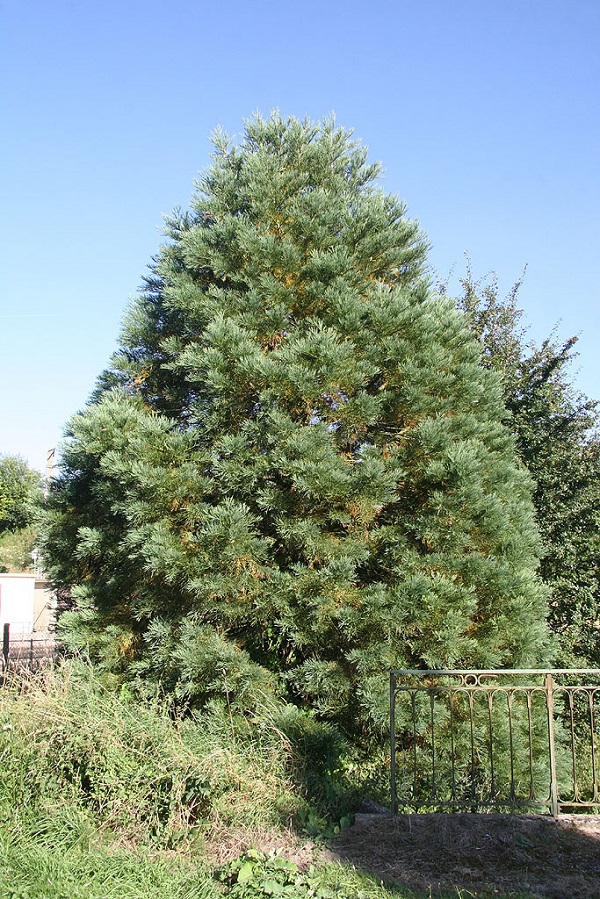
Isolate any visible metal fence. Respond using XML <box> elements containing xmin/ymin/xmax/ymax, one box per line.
<box><xmin>2</xmin><ymin>622</ymin><xmax>56</xmax><ymax>672</ymax></box>
<box><xmin>390</xmin><ymin>669</ymin><xmax>600</xmax><ymax>817</ymax></box>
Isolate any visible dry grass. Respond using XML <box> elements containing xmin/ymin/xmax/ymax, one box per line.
<box><xmin>203</xmin><ymin>822</ymin><xmax>318</xmax><ymax>867</ymax></box>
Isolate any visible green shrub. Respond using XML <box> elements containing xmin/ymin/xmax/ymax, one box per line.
<box><xmin>216</xmin><ymin>848</ymin><xmax>411</xmax><ymax>898</ymax></box>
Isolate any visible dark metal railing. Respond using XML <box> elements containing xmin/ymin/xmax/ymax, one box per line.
<box><xmin>390</xmin><ymin>669</ymin><xmax>600</xmax><ymax>817</ymax></box>
<box><xmin>1</xmin><ymin>622</ymin><xmax>56</xmax><ymax>673</ymax></box>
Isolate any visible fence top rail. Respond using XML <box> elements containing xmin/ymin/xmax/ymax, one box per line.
<box><xmin>390</xmin><ymin>668</ymin><xmax>600</xmax><ymax>676</ymax></box>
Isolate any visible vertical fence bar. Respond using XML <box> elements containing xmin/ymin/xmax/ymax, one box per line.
<box><xmin>545</xmin><ymin>672</ymin><xmax>559</xmax><ymax>817</ymax></box>
<box><xmin>390</xmin><ymin>671</ymin><xmax>397</xmax><ymax>814</ymax></box>
<box><xmin>568</xmin><ymin>691</ymin><xmax>579</xmax><ymax>802</ymax></box>
<box><xmin>430</xmin><ymin>689</ymin><xmax>436</xmax><ymax>798</ymax></box>
<box><xmin>526</xmin><ymin>692</ymin><xmax>535</xmax><ymax>800</ymax></box>
<box><xmin>449</xmin><ymin>689</ymin><xmax>456</xmax><ymax>803</ymax></box>
<box><xmin>487</xmin><ymin>692</ymin><xmax>495</xmax><ymax>800</ymax></box>
<box><xmin>412</xmin><ymin>692</ymin><xmax>418</xmax><ymax>796</ymax></box>
<box><xmin>507</xmin><ymin>692</ymin><xmax>516</xmax><ymax>804</ymax></box>
<box><xmin>469</xmin><ymin>691</ymin><xmax>476</xmax><ymax>810</ymax></box>
<box><xmin>590</xmin><ymin>691</ymin><xmax>598</xmax><ymax>803</ymax></box>
<box><xmin>2</xmin><ymin>623</ymin><xmax>9</xmax><ymax>670</ymax></box>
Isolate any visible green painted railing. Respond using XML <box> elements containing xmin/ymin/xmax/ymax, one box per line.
<box><xmin>390</xmin><ymin>669</ymin><xmax>600</xmax><ymax>816</ymax></box>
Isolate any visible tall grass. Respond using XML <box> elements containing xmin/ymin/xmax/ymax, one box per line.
<box><xmin>0</xmin><ymin>660</ymin><xmax>416</xmax><ymax>899</ymax></box>
<box><xmin>0</xmin><ymin>659</ymin><xmax>305</xmax><ymax>848</ymax></box>
<box><xmin>0</xmin><ymin>806</ymin><xmax>217</xmax><ymax>899</ymax></box>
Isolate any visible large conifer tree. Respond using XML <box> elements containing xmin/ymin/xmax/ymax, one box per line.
<box><xmin>45</xmin><ymin>115</ymin><xmax>549</xmax><ymax>735</ymax></box>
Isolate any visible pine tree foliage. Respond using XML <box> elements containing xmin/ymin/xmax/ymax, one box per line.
<box><xmin>458</xmin><ymin>271</ymin><xmax>600</xmax><ymax>666</ymax></box>
<box><xmin>44</xmin><ymin>115</ymin><xmax>549</xmax><ymax>735</ymax></box>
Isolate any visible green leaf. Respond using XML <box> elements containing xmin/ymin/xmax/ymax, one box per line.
<box><xmin>236</xmin><ymin>861</ymin><xmax>256</xmax><ymax>884</ymax></box>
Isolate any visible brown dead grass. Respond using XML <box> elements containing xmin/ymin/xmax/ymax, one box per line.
<box><xmin>204</xmin><ymin>823</ymin><xmax>319</xmax><ymax>868</ymax></box>
<box><xmin>329</xmin><ymin>812</ymin><xmax>600</xmax><ymax>898</ymax></box>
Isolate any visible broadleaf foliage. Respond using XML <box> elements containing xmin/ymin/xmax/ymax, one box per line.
<box><xmin>458</xmin><ymin>269</ymin><xmax>600</xmax><ymax>666</ymax></box>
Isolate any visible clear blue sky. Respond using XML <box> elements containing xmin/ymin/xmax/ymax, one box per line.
<box><xmin>1</xmin><ymin>0</ymin><xmax>599</xmax><ymax>473</ymax></box>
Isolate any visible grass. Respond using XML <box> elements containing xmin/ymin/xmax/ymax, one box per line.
<box><xmin>0</xmin><ymin>660</ymin><xmax>305</xmax><ymax>844</ymax></box>
<box><xmin>0</xmin><ymin>660</ymin><xmax>419</xmax><ymax>899</ymax></box>
<box><xmin>0</xmin><ymin>807</ymin><xmax>215</xmax><ymax>899</ymax></box>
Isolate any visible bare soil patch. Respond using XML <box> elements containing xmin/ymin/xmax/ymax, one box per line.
<box><xmin>329</xmin><ymin>812</ymin><xmax>600</xmax><ymax>897</ymax></box>
<box><xmin>204</xmin><ymin>824</ymin><xmax>319</xmax><ymax>869</ymax></box>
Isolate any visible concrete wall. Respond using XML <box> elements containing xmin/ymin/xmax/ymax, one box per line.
<box><xmin>0</xmin><ymin>573</ymin><xmax>56</xmax><ymax>633</ymax></box>
<box><xmin>33</xmin><ymin>580</ymin><xmax>55</xmax><ymax>631</ymax></box>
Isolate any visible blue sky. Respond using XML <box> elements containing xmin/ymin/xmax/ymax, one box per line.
<box><xmin>1</xmin><ymin>0</ymin><xmax>599</xmax><ymax>473</ymax></box>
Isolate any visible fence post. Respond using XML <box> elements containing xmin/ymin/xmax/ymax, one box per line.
<box><xmin>545</xmin><ymin>672</ymin><xmax>559</xmax><ymax>817</ymax></box>
<box><xmin>2</xmin><ymin>622</ymin><xmax>9</xmax><ymax>670</ymax></box>
<box><xmin>390</xmin><ymin>671</ymin><xmax>397</xmax><ymax>814</ymax></box>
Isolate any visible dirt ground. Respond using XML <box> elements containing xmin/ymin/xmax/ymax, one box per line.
<box><xmin>328</xmin><ymin>812</ymin><xmax>600</xmax><ymax>898</ymax></box>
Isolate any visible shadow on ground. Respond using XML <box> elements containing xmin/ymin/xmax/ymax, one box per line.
<box><xmin>329</xmin><ymin>813</ymin><xmax>600</xmax><ymax>898</ymax></box>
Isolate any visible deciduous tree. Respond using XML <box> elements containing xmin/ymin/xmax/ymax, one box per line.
<box><xmin>458</xmin><ymin>270</ymin><xmax>600</xmax><ymax>666</ymax></box>
<box><xmin>0</xmin><ymin>454</ymin><xmax>42</xmax><ymax>573</ymax></box>
<box><xmin>0</xmin><ymin>454</ymin><xmax>41</xmax><ymax>534</ymax></box>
